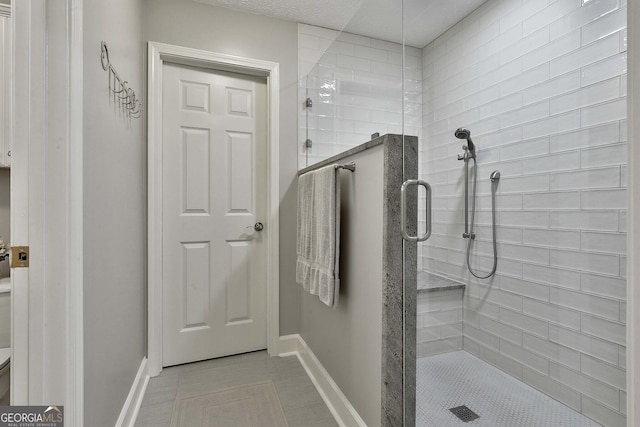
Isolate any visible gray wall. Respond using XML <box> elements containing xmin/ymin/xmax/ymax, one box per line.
<box><xmin>300</xmin><ymin>145</ymin><xmax>384</xmax><ymax>427</ymax></box>
<box><xmin>143</xmin><ymin>0</ymin><xmax>300</xmax><ymax>336</ymax></box>
<box><xmin>82</xmin><ymin>0</ymin><xmax>147</xmax><ymax>425</ymax></box>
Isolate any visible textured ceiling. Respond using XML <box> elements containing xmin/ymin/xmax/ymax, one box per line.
<box><xmin>193</xmin><ymin>0</ymin><xmax>487</xmax><ymax>48</ymax></box>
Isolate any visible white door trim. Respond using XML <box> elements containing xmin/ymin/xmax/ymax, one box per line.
<box><xmin>11</xmin><ymin>0</ymin><xmax>33</xmax><ymax>405</ymax></box>
<box><xmin>147</xmin><ymin>42</ymin><xmax>280</xmax><ymax>376</ymax></box>
<box><xmin>68</xmin><ymin>0</ymin><xmax>84</xmax><ymax>424</ymax></box>
<box><xmin>628</xmin><ymin>2</ymin><xmax>638</xmax><ymax>425</ymax></box>
<box><xmin>13</xmin><ymin>1</ymin><xmax>84</xmax><ymax>423</ymax></box>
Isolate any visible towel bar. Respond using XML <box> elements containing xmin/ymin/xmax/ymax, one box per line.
<box><xmin>334</xmin><ymin>162</ymin><xmax>356</xmax><ymax>172</ymax></box>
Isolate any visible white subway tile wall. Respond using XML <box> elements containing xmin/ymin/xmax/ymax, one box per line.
<box><xmin>416</xmin><ymin>289</ymin><xmax>464</xmax><ymax>358</ymax></box>
<box><xmin>297</xmin><ymin>24</ymin><xmax>423</xmax><ymax>169</ymax></box>
<box><xmin>421</xmin><ymin>0</ymin><xmax>626</xmax><ymax>425</ymax></box>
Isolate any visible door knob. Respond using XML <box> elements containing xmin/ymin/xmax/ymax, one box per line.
<box><xmin>247</xmin><ymin>222</ymin><xmax>264</xmax><ymax>231</ymax></box>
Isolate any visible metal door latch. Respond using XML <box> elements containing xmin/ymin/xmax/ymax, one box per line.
<box><xmin>11</xmin><ymin>246</ymin><xmax>29</xmax><ymax>268</ymax></box>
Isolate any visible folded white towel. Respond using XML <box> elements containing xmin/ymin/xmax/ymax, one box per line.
<box><xmin>296</xmin><ymin>165</ymin><xmax>341</xmax><ymax>307</ymax></box>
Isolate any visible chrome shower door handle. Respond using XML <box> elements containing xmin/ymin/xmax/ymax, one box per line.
<box><xmin>400</xmin><ymin>179</ymin><xmax>432</xmax><ymax>242</ymax></box>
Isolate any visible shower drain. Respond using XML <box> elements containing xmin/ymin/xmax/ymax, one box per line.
<box><xmin>449</xmin><ymin>405</ymin><xmax>480</xmax><ymax>422</ymax></box>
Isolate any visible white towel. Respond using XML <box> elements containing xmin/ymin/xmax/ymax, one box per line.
<box><xmin>296</xmin><ymin>165</ymin><xmax>341</xmax><ymax>307</ymax></box>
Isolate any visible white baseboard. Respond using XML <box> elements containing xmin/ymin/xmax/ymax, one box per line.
<box><xmin>278</xmin><ymin>335</ymin><xmax>367</xmax><ymax>427</ymax></box>
<box><xmin>277</xmin><ymin>334</ymin><xmax>300</xmax><ymax>356</ymax></box>
<box><xmin>115</xmin><ymin>357</ymin><xmax>150</xmax><ymax>427</ymax></box>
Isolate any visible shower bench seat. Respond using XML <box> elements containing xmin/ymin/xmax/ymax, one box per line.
<box><xmin>418</xmin><ymin>271</ymin><xmax>465</xmax><ymax>293</ymax></box>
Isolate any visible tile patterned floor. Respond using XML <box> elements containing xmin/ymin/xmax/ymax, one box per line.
<box><xmin>135</xmin><ymin>350</ymin><xmax>338</xmax><ymax>427</ymax></box>
<box><xmin>416</xmin><ymin>351</ymin><xmax>602</xmax><ymax>427</ymax></box>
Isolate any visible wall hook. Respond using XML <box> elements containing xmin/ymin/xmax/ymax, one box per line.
<box><xmin>101</xmin><ymin>41</ymin><xmax>143</xmax><ymax>119</ymax></box>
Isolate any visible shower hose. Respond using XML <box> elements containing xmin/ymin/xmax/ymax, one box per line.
<box><xmin>466</xmin><ymin>157</ymin><xmax>498</xmax><ymax>279</ymax></box>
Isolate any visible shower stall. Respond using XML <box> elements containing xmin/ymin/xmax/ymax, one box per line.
<box><xmin>297</xmin><ymin>0</ymin><xmax>628</xmax><ymax>426</ymax></box>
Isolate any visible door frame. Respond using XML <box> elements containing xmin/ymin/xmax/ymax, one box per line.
<box><xmin>13</xmin><ymin>0</ymin><xmax>84</xmax><ymax>424</ymax></box>
<box><xmin>628</xmin><ymin>2</ymin><xmax>639</xmax><ymax>425</ymax></box>
<box><xmin>147</xmin><ymin>42</ymin><xmax>280</xmax><ymax>376</ymax></box>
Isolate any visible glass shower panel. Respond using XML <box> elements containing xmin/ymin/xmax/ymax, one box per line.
<box><xmin>411</xmin><ymin>1</ymin><xmax>628</xmax><ymax>426</ymax></box>
<box><xmin>297</xmin><ymin>0</ymin><xmax>405</xmax><ymax>170</ymax></box>
<box><xmin>297</xmin><ymin>2</ymin><xmax>409</xmax><ymax>425</ymax></box>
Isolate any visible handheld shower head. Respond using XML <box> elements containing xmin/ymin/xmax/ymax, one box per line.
<box><xmin>455</xmin><ymin>127</ymin><xmax>476</xmax><ymax>157</ymax></box>
<box><xmin>454</xmin><ymin>127</ymin><xmax>470</xmax><ymax>139</ymax></box>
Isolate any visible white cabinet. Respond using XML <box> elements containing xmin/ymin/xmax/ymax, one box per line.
<box><xmin>0</xmin><ymin>7</ymin><xmax>11</xmax><ymax>168</ymax></box>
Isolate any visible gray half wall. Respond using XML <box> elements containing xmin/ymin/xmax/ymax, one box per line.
<box><xmin>298</xmin><ymin>134</ymin><xmax>417</xmax><ymax>427</ymax></box>
<box><xmin>299</xmin><ymin>142</ymin><xmax>384</xmax><ymax>426</ymax></box>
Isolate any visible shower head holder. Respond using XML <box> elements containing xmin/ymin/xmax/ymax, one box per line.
<box><xmin>455</xmin><ymin>127</ymin><xmax>476</xmax><ymax>158</ymax></box>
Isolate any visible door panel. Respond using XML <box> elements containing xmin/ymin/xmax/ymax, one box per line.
<box><xmin>182</xmin><ymin>241</ymin><xmax>210</xmax><ymax>330</ymax></box>
<box><xmin>226</xmin><ymin>241</ymin><xmax>251</xmax><ymax>324</ymax></box>
<box><xmin>227</xmin><ymin>131</ymin><xmax>253</xmax><ymax>212</ymax></box>
<box><xmin>182</xmin><ymin>127</ymin><xmax>211</xmax><ymax>214</ymax></box>
<box><xmin>162</xmin><ymin>63</ymin><xmax>267</xmax><ymax>367</ymax></box>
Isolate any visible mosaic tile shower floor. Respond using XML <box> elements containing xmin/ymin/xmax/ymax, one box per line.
<box><xmin>416</xmin><ymin>351</ymin><xmax>601</xmax><ymax>426</ymax></box>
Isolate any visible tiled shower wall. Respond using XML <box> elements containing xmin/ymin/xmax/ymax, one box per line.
<box><xmin>417</xmin><ymin>289</ymin><xmax>464</xmax><ymax>357</ymax></box>
<box><xmin>421</xmin><ymin>1</ymin><xmax>627</xmax><ymax>426</ymax></box>
<box><xmin>297</xmin><ymin>24</ymin><xmax>422</xmax><ymax>169</ymax></box>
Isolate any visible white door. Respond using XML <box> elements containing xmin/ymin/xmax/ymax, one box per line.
<box><xmin>162</xmin><ymin>62</ymin><xmax>268</xmax><ymax>367</ymax></box>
